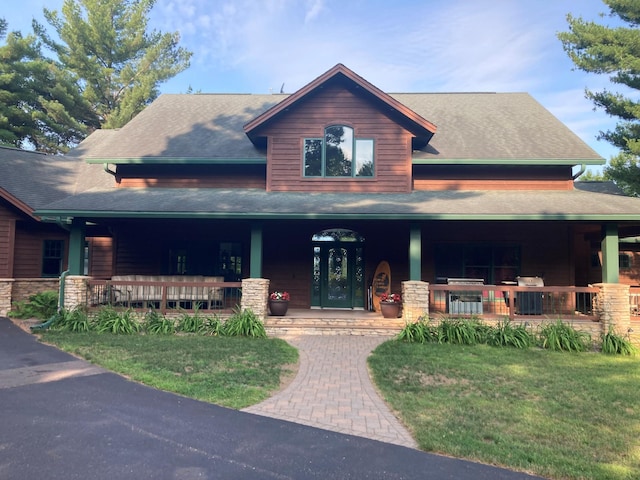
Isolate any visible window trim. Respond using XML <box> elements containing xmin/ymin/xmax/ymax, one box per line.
<box><xmin>303</xmin><ymin>125</ymin><xmax>375</xmax><ymax>178</ymax></box>
<box><xmin>42</xmin><ymin>239</ymin><xmax>64</xmax><ymax>278</ymax></box>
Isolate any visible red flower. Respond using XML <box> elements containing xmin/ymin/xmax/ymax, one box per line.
<box><xmin>270</xmin><ymin>291</ymin><xmax>290</xmax><ymax>301</ymax></box>
<box><xmin>380</xmin><ymin>293</ymin><xmax>401</xmax><ymax>303</ymax></box>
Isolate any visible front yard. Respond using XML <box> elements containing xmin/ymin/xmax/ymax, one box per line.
<box><xmin>368</xmin><ymin>341</ymin><xmax>640</xmax><ymax>480</ymax></box>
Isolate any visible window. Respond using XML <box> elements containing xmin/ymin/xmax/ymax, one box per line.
<box><xmin>620</xmin><ymin>253</ymin><xmax>632</xmax><ymax>269</ymax></box>
<box><xmin>42</xmin><ymin>240</ymin><xmax>64</xmax><ymax>277</ymax></box>
<box><xmin>304</xmin><ymin>125</ymin><xmax>374</xmax><ymax>177</ymax></box>
<box><xmin>434</xmin><ymin>244</ymin><xmax>520</xmax><ymax>284</ymax></box>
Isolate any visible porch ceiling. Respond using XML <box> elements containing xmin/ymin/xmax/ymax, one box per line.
<box><xmin>34</xmin><ymin>183</ymin><xmax>640</xmax><ymax>222</ymax></box>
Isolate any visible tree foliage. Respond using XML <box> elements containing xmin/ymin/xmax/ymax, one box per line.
<box><xmin>34</xmin><ymin>0</ymin><xmax>192</xmax><ymax>129</ymax></box>
<box><xmin>0</xmin><ymin>20</ymin><xmax>97</xmax><ymax>152</ymax></box>
<box><xmin>558</xmin><ymin>0</ymin><xmax>640</xmax><ymax>195</ymax></box>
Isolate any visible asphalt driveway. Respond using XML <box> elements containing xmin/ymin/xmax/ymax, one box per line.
<box><xmin>0</xmin><ymin>318</ymin><xmax>543</xmax><ymax>479</ymax></box>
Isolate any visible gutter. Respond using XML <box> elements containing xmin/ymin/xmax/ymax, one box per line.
<box><xmin>572</xmin><ymin>164</ymin><xmax>587</xmax><ymax>180</ymax></box>
<box><xmin>30</xmin><ymin>270</ymin><xmax>68</xmax><ymax>331</ymax></box>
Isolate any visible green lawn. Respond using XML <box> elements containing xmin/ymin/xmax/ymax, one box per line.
<box><xmin>368</xmin><ymin>341</ymin><xmax>640</xmax><ymax>480</ymax></box>
<box><xmin>41</xmin><ymin>331</ymin><xmax>298</xmax><ymax>409</ymax></box>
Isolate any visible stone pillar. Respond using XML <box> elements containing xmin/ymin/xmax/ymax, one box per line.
<box><xmin>63</xmin><ymin>276</ymin><xmax>90</xmax><ymax>311</ymax></box>
<box><xmin>402</xmin><ymin>281</ymin><xmax>429</xmax><ymax>323</ymax></box>
<box><xmin>593</xmin><ymin>283</ymin><xmax>631</xmax><ymax>336</ymax></box>
<box><xmin>0</xmin><ymin>279</ymin><xmax>15</xmax><ymax>317</ymax></box>
<box><xmin>241</xmin><ymin>278</ymin><xmax>270</xmax><ymax>319</ymax></box>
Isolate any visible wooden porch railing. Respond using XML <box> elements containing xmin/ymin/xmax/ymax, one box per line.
<box><xmin>429</xmin><ymin>284</ymin><xmax>600</xmax><ymax>321</ymax></box>
<box><xmin>86</xmin><ymin>279</ymin><xmax>242</xmax><ymax>314</ymax></box>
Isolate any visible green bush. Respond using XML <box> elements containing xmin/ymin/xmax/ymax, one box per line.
<box><xmin>222</xmin><ymin>308</ymin><xmax>267</xmax><ymax>338</ymax></box>
<box><xmin>9</xmin><ymin>291</ymin><xmax>58</xmax><ymax>320</ymax></box>
<box><xmin>538</xmin><ymin>320</ymin><xmax>591</xmax><ymax>352</ymax></box>
<box><xmin>144</xmin><ymin>310</ymin><xmax>175</xmax><ymax>334</ymax></box>
<box><xmin>94</xmin><ymin>307</ymin><xmax>140</xmax><ymax>334</ymax></box>
<box><xmin>601</xmin><ymin>328</ymin><xmax>637</xmax><ymax>356</ymax></box>
<box><xmin>177</xmin><ymin>311</ymin><xmax>207</xmax><ymax>334</ymax></box>
<box><xmin>397</xmin><ymin>318</ymin><xmax>434</xmax><ymax>343</ymax></box>
<box><xmin>436</xmin><ymin>318</ymin><xmax>481</xmax><ymax>345</ymax></box>
<box><xmin>486</xmin><ymin>320</ymin><xmax>533</xmax><ymax>349</ymax></box>
<box><xmin>50</xmin><ymin>306</ymin><xmax>91</xmax><ymax>332</ymax></box>
<box><xmin>203</xmin><ymin>315</ymin><xmax>223</xmax><ymax>336</ymax></box>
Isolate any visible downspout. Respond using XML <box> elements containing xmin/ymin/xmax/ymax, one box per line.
<box><xmin>30</xmin><ymin>270</ymin><xmax>68</xmax><ymax>331</ymax></box>
<box><xmin>572</xmin><ymin>164</ymin><xmax>586</xmax><ymax>180</ymax></box>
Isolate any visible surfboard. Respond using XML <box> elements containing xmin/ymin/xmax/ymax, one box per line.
<box><xmin>371</xmin><ymin>260</ymin><xmax>391</xmax><ymax>312</ymax></box>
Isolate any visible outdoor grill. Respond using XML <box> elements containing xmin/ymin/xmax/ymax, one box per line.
<box><xmin>446</xmin><ymin>278</ymin><xmax>484</xmax><ymax>315</ymax></box>
<box><xmin>515</xmin><ymin>276</ymin><xmax>544</xmax><ymax>314</ymax></box>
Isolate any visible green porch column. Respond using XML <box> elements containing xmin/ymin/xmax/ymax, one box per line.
<box><xmin>250</xmin><ymin>223</ymin><xmax>263</xmax><ymax>278</ymax></box>
<box><xmin>601</xmin><ymin>223</ymin><xmax>619</xmax><ymax>284</ymax></box>
<box><xmin>409</xmin><ymin>223</ymin><xmax>422</xmax><ymax>281</ymax></box>
<box><xmin>68</xmin><ymin>218</ymin><xmax>86</xmax><ymax>275</ymax></box>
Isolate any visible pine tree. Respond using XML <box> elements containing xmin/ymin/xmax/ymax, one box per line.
<box><xmin>34</xmin><ymin>0</ymin><xmax>192</xmax><ymax>129</ymax></box>
<box><xmin>0</xmin><ymin>19</ymin><xmax>97</xmax><ymax>153</ymax></box>
<box><xmin>558</xmin><ymin>0</ymin><xmax>640</xmax><ymax>195</ymax></box>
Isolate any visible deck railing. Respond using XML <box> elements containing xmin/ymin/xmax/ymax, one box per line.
<box><xmin>429</xmin><ymin>284</ymin><xmax>600</xmax><ymax>321</ymax></box>
<box><xmin>86</xmin><ymin>278</ymin><xmax>242</xmax><ymax>314</ymax></box>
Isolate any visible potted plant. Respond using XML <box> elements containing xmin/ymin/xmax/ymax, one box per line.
<box><xmin>379</xmin><ymin>292</ymin><xmax>402</xmax><ymax>318</ymax></box>
<box><xmin>268</xmin><ymin>291</ymin><xmax>290</xmax><ymax>316</ymax></box>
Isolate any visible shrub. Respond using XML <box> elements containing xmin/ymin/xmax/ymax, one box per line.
<box><xmin>397</xmin><ymin>318</ymin><xmax>435</xmax><ymax>343</ymax></box>
<box><xmin>222</xmin><ymin>308</ymin><xmax>267</xmax><ymax>338</ymax></box>
<box><xmin>9</xmin><ymin>291</ymin><xmax>58</xmax><ymax>320</ymax></box>
<box><xmin>487</xmin><ymin>320</ymin><xmax>533</xmax><ymax>349</ymax></box>
<box><xmin>601</xmin><ymin>328</ymin><xmax>637</xmax><ymax>356</ymax></box>
<box><xmin>50</xmin><ymin>306</ymin><xmax>91</xmax><ymax>332</ymax></box>
<box><xmin>538</xmin><ymin>320</ymin><xmax>591</xmax><ymax>352</ymax></box>
<box><xmin>436</xmin><ymin>318</ymin><xmax>481</xmax><ymax>345</ymax></box>
<box><xmin>94</xmin><ymin>307</ymin><xmax>140</xmax><ymax>334</ymax></box>
<box><xmin>144</xmin><ymin>310</ymin><xmax>175</xmax><ymax>334</ymax></box>
<box><xmin>203</xmin><ymin>315</ymin><xmax>223</xmax><ymax>336</ymax></box>
<box><xmin>177</xmin><ymin>311</ymin><xmax>207</xmax><ymax>334</ymax></box>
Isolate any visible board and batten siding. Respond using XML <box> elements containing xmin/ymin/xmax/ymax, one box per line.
<box><xmin>258</xmin><ymin>85</ymin><xmax>413</xmax><ymax>193</ymax></box>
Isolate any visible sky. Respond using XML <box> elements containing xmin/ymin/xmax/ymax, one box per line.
<box><xmin>3</xmin><ymin>0</ymin><xmax>630</xmax><ymax>172</ymax></box>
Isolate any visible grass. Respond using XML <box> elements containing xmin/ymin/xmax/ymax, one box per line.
<box><xmin>368</xmin><ymin>341</ymin><xmax>640</xmax><ymax>480</ymax></box>
<box><xmin>41</xmin><ymin>331</ymin><xmax>298</xmax><ymax>409</ymax></box>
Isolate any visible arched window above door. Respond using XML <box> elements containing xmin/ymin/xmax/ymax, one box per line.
<box><xmin>312</xmin><ymin>228</ymin><xmax>365</xmax><ymax>242</ymax></box>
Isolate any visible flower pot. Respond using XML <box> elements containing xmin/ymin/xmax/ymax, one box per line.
<box><xmin>268</xmin><ymin>299</ymin><xmax>289</xmax><ymax>316</ymax></box>
<box><xmin>380</xmin><ymin>302</ymin><xmax>402</xmax><ymax>318</ymax></box>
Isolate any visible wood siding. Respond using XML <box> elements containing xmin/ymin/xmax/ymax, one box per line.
<box><xmin>88</xmin><ymin>237</ymin><xmax>113</xmax><ymax>278</ymax></box>
<box><xmin>257</xmin><ymin>85</ymin><xmax>413</xmax><ymax>193</ymax></box>
<box><xmin>116</xmin><ymin>164</ymin><xmax>266</xmax><ymax>189</ymax></box>
<box><xmin>413</xmin><ymin>165</ymin><xmax>575</xmax><ymax>191</ymax></box>
<box><xmin>13</xmin><ymin>222</ymin><xmax>68</xmax><ymax>278</ymax></box>
<box><xmin>0</xmin><ymin>204</ymin><xmax>19</xmax><ymax>278</ymax></box>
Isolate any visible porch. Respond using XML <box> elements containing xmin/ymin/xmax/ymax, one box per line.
<box><xmin>78</xmin><ymin>277</ymin><xmax>639</xmax><ymax>341</ymax></box>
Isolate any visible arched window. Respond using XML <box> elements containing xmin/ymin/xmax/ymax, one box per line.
<box><xmin>304</xmin><ymin>125</ymin><xmax>374</xmax><ymax>178</ymax></box>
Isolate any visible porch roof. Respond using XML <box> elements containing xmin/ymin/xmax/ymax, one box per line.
<box><xmin>35</xmin><ymin>182</ymin><xmax>640</xmax><ymax>222</ymax></box>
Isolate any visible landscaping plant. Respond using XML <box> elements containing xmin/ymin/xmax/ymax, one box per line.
<box><xmin>144</xmin><ymin>310</ymin><xmax>175</xmax><ymax>335</ymax></box>
<box><xmin>538</xmin><ymin>320</ymin><xmax>591</xmax><ymax>352</ymax></box>
<box><xmin>94</xmin><ymin>306</ymin><xmax>140</xmax><ymax>334</ymax></box>
<box><xmin>9</xmin><ymin>290</ymin><xmax>58</xmax><ymax>320</ymax></box>
<box><xmin>222</xmin><ymin>308</ymin><xmax>267</xmax><ymax>338</ymax></box>
<box><xmin>601</xmin><ymin>327</ymin><xmax>637</xmax><ymax>356</ymax></box>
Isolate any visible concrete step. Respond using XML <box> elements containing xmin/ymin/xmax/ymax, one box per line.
<box><xmin>264</xmin><ymin>315</ymin><xmax>405</xmax><ymax>336</ymax></box>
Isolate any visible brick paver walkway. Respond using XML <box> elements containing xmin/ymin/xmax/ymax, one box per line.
<box><xmin>242</xmin><ymin>335</ymin><xmax>418</xmax><ymax>449</ymax></box>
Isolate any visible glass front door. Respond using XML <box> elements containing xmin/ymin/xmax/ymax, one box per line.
<box><xmin>312</xmin><ymin>229</ymin><xmax>364</xmax><ymax>309</ymax></box>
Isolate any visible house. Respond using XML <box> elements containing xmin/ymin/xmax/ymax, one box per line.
<box><xmin>16</xmin><ymin>64</ymin><xmax>640</xmax><ymax>326</ymax></box>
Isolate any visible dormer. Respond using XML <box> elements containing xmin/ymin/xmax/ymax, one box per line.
<box><xmin>244</xmin><ymin>64</ymin><xmax>437</xmax><ymax>193</ymax></box>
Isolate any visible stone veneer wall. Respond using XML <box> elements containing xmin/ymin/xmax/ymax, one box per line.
<box><xmin>241</xmin><ymin>278</ymin><xmax>270</xmax><ymax>319</ymax></box>
<box><xmin>593</xmin><ymin>283</ymin><xmax>631</xmax><ymax>337</ymax></box>
<box><xmin>63</xmin><ymin>276</ymin><xmax>89</xmax><ymax>311</ymax></box>
<box><xmin>0</xmin><ymin>278</ymin><xmax>60</xmax><ymax>316</ymax></box>
<box><xmin>0</xmin><ymin>279</ymin><xmax>14</xmax><ymax>316</ymax></box>
<box><xmin>401</xmin><ymin>281</ymin><xmax>429</xmax><ymax>323</ymax></box>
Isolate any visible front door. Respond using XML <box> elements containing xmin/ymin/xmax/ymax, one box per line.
<box><xmin>312</xmin><ymin>229</ymin><xmax>365</xmax><ymax>309</ymax></box>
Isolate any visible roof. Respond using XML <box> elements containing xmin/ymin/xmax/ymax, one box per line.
<box><xmin>75</xmin><ymin>91</ymin><xmax>603</xmax><ymax>166</ymax></box>
<box><xmin>244</xmin><ymin>63</ymin><xmax>437</xmax><ymax>147</ymax></box>
<box><xmin>0</xmin><ymin>146</ymin><xmax>108</xmax><ymax>218</ymax></box>
<box><xmin>35</xmin><ymin>182</ymin><xmax>640</xmax><ymax>221</ymax></box>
